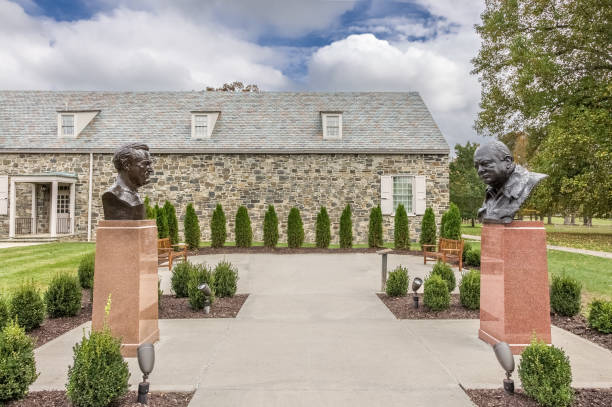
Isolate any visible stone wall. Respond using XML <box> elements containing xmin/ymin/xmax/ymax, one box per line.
<box><xmin>0</xmin><ymin>152</ymin><xmax>449</xmax><ymax>244</ymax></box>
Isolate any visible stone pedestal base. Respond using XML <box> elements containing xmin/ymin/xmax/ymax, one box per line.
<box><xmin>478</xmin><ymin>221</ymin><xmax>551</xmax><ymax>354</ymax></box>
<box><xmin>92</xmin><ymin>220</ymin><xmax>159</xmax><ymax>357</ymax></box>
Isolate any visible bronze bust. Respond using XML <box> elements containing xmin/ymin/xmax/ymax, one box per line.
<box><xmin>474</xmin><ymin>141</ymin><xmax>547</xmax><ymax>224</ymax></box>
<box><xmin>102</xmin><ymin>143</ymin><xmax>153</xmax><ymax>220</ymax></box>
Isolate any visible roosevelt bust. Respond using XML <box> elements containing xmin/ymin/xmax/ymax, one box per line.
<box><xmin>474</xmin><ymin>141</ymin><xmax>547</xmax><ymax>224</ymax></box>
<box><xmin>102</xmin><ymin>143</ymin><xmax>153</xmax><ymax>220</ymax></box>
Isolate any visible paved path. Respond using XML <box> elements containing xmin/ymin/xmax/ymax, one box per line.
<box><xmin>0</xmin><ymin>241</ymin><xmax>47</xmax><ymax>249</ymax></box>
<box><xmin>463</xmin><ymin>234</ymin><xmax>612</xmax><ymax>259</ymax></box>
<box><xmin>33</xmin><ymin>253</ymin><xmax>612</xmax><ymax>407</ymax></box>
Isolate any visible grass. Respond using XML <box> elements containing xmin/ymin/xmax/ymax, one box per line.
<box><xmin>0</xmin><ymin>242</ymin><xmax>95</xmax><ymax>294</ymax></box>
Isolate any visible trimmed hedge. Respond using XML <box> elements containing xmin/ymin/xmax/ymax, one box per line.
<box><xmin>77</xmin><ymin>252</ymin><xmax>95</xmax><ymax>289</ymax></box>
<box><xmin>184</xmin><ymin>203</ymin><xmax>201</xmax><ymax>250</ymax></box>
<box><xmin>431</xmin><ymin>261</ymin><xmax>456</xmax><ymax>293</ymax></box>
<box><xmin>394</xmin><ymin>204</ymin><xmax>410</xmax><ymax>249</ymax></box>
<box><xmin>315</xmin><ymin>207</ymin><xmax>331</xmax><ymax>248</ymax></box>
<box><xmin>0</xmin><ymin>320</ymin><xmax>38</xmax><ymax>402</ymax></box>
<box><xmin>587</xmin><ymin>299</ymin><xmax>612</xmax><ymax>334</ymax></box>
<box><xmin>10</xmin><ymin>282</ymin><xmax>45</xmax><ymax>332</ymax></box>
<box><xmin>385</xmin><ymin>266</ymin><xmax>409</xmax><ymax>297</ymax></box>
<box><xmin>287</xmin><ymin>207</ymin><xmax>304</xmax><ymax>248</ymax></box>
<box><xmin>518</xmin><ymin>337</ymin><xmax>573</xmax><ymax>407</ymax></box>
<box><xmin>212</xmin><ymin>260</ymin><xmax>239</xmax><ymax>298</ymax></box>
<box><xmin>263</xmin><ymin>205</ymin><xmax>279</xmax><ymax>248</ymax></box>
<box><xmin>420</xmin><ymin>207</ymin><xmax>437</xmax><ymax>246</ymax></box>
<box><xmin>423</xmin><ymin>274</ymin><xmax>450</xmax><ymax>311</ymax></box>
<box><xmin>235</xmin><ymin>206</ymin><xmax>253</xmax><ymax>248</ymax></box>
<box><xmin>550</xmin><ymin>275</ymin><xmax>581</xmax><ymax>317</ymax></box>
<box><xmin>210</xmin><ymin>204</ymin><xmax>227</xmax><ymax>248</ymax></box>
<box><xmin>45</xmin><ymin>273</ymin><xmax>82</xmax><ymax>318</ymax></box>
<box><xmin>339</xmin><ymin>204</ymin><xmax>353</xmax><ymax>248</ymax></box>
<box><xmin>368</xmin><ymin>205</ymin><xmax>383</xmax><ymax>248</ymax></box>
<box><xmin>459</xmin><ymin>270</ymin><xmax>480</xmax><ymax>310</ymax></box>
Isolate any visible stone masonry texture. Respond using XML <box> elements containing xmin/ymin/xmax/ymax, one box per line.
<box><xmin>0</xmin><ymin>153</ymin><xmax>449</xmax><ymax>244</ymax></box>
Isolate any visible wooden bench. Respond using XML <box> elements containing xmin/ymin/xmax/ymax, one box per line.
<box><xmin>157</xmin><ymin>238</ymin><xmax>188</xmax><ymax>270</ymax></box>
<box><xmin>423</xmin><ymin>238</ymin><xmax>464</xmax><ymax>271</ymax></box>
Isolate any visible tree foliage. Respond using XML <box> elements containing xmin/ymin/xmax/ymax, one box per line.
<box><xmin>315</xmin><ymin>207</ymin><xmax>331</xmax><ymax>249</ymax></box>
<box><xmin>155</xmin><ymin>204</ymin><xmax>169</xmax><ymax>239</ymax></box>
<box><xmin>449</xmin><ymin>142</ymin><xmax>486</xmax><ymax>225</ymax></box>
<box><xmin>441</xmin><ymin>203</ymin><xmax>462</xmax><ymax>240</ymax></box>
<box><xmin>183</xmin><ymin>203</ymin><xmax>201</xmax><ymax>250</ymax></box>
<box><xmin>234</xmin><ymin>206</ymin><xmax>252</xmax><ymax>248</ymax></box>
<box><xmin>163</xmin><ymin>201</ymin><xmax>179</xmax><ymax>244</ymax></box>
<box><xmin>263</xmin><ymin>205</ymin><xmax>279</xmax><ymax>248</ymax></box>
<box><xmin>210</xmin><ymin>204</ymin><xmax>227</xmax><ymax>248</ymax></box>
<box><xmin>287</xmin><ymin>207</ymin><xmax>304</xmax><ymax>248</ymax></box>
<box><xmin>339</xmin><ymin>204</ymin><xmax>353</xmax><ymax>248</ymax></box>
<box><xmin>394</xmin><ymin>204</ymin><xmax>410</xmax><ymax>249</ymax></box>
<box><xmin>368</xmin><ymin>205</ymin><xmax>383</xmax><ymax>248</ymax></box>
<box><xmin>419</xmin><ymin>207</ymin><xmax>437</xmax><ymax>246</ymax></box>
<box><xmin>205</xmin><ymin>81</ymin><xmax>260</xmax><ymax>92</ymax></box>
<box><xmin>144</xmin><ymin>197</ymin><xmax>156</xmax><ymax>220</ymax></box>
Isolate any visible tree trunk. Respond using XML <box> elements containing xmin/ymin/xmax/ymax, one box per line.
<box><xmin>571</xmin><ymin>214</ymin><xmax>576</xmax><ymax>225</ymax></box>
<box><xmin>564</xmin><ymin>216</ymin><xmax>571</xmax><ymax>225</ymax></box>
<box><xmin>547</xmin><ymin>214</ymin><xmax>552</xmax><ymax>225</ymax></box>
<box><xmin>471</xmin><ymin>217</ymin><xmax>475</xmax><ymax>227</ymax></box>
<box><xmin>583</xmin><ymin>216</ymin><xmax>592</xmax><ymax>227</ymax></box>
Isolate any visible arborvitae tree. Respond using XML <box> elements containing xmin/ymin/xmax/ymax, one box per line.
<box><xmin>287</xmin><ymin>207</ymin><xmax>304</xmax><ymax>248</ymax></box>
<box><xmin>163</xmin><ymin>201</ymin><xmax>179</xmax><ymax>244</ymax></box>
<box><xmin>368</xmin><ymin>205</ymin><xmax>383</xmax><ymax>248</ymax></box>
<box><xmin>439</xmin><ymin>210</ymin><xmax>449</xmax><ymax>239</ymax></box>
<box><xmin>263</xmin><ymin>205</ymin><xmax>279</xmax><ymax>248</ymax></box>
<box><xmin>210</xmin><ymin>204</ymin><xmax>227</xmax><ymax>248</ymax></box>
<box><xmin>155</xmin><ymin>204</ymin><xmax>169</xmax><ymax>238</ymax></box>
<box><xmin>442</xmin><ymin>203</ymin><xmax>462</xmax><ymax>240</ymax></box>
<box><xmin>315</xmin><ymin>207</ymin><xmax>331</xmax><ymax>248</ymax></box>
<box><xmin>339</xmin><ymin>204</ymin><xmax>353</xmax><ymax>248</ymax></box>
<box><xmin>184</xmin><ymin>203</ymin><xmax>201</xmax><ymax>249</ymax></box>
<box><xmin>394</xmin><ymin>204</ymin><xmax>410</xmax><ymax>249</ymax></box>
<box><xmin>234</xmin><ymin>206</ymin><xmax>252</xmax><ymax>248</ymax></box>
<box><xmin>144</xmin><ymin>197</ymin><xmax>156</xmax><ymax>220</ymax></box>
<box><xmin>419</xmin><ymin>207</ymin><xmax>437</xmax><ymax>246</ymax></box>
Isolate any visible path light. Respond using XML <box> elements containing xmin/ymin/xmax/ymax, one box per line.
<box><xmin>493</xmin><ymin>342</ymin><xmax>515</xmax><ymax>394</ymax></box>
<box><xmin>198</xmin><ymin>283</ymin><xmax>212</xmax><ymax>314</ymax></box>
<box><xmin>412</xmin><ymin>277</ymin><xmax>423</xmax><ymax>308</ymax></box>
<box><xmin>137</xmin><ymin>343</ymin><xmax>155</xmax><ymax>404</ymax></box>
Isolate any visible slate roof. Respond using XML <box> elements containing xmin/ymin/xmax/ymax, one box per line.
<box><xmin>0</xmin><ymin>91</ymin><xmax>449</xmax><ymax>154</ymax></box>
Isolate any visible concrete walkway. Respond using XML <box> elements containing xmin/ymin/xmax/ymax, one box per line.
<box><xmin>32</xmin><ymin>253</ymin><xmax>612</xmax><ymax>406</ymax></box>
<box><xmin>463</xmin><ymin>234</ymin><xmax>612</xmax><ymax>259</ymax></box>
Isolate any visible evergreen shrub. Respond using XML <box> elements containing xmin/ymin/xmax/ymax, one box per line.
<box><xmin>394</xmin><ymin>204</ymin><xmax>410</xmax><ymax>249</ymax></box>
<box><xmin>385</xmin><ymin>266</ymin><xmax>409</xmax><ymax>297</ymax></box>
<box><xmin>213</xmin><ymin>260</ymin><xmax>239</xmax><ymax>298</ymax></box>
<box><xmin>0</xmin><ymin>296</ymin><xmax>8</xmax><ymax>331</ymax></box>
<box><xmin>77</xmin><ymin>252</ymin><xmax>95</xmax><ymax>289</ymax></box>
<box><xmin>423</xmin><ymin>274</ymin><xmax>450</xmax><ymax>311</ymax></box>
<box><xmin>431</xmin><ymin>261</ymin><xmax>456</xmax><ymax>292</ymax></box>
<box><xmin>441</xmin><ymin>203</ymin><xmax>461</xmax><ymax>239</ymax></box>
<box><xmin>550</xmin><ymin>275</ymin><xmax>581</xmax><ymax>317</ymax></box>
<box><xmin>144</xmin><ymin>197</ymin><xmax>156</xmax><ymax>220</ymax></box>
<box><xmin>440</xmin><ymin>211</ymin><xmax>449</xmax><ymax>239</ymax></box>
<box><xmin>518</xmin><ymin>337</ymin><xmax>573</xmax><ymax>407</ymax></box>
<box><xmin>462</xmin><ymin>241</ymin><xmax>471</xmax><ymax>262</ymax></box>
<box><xmin>459</xmin><ymin>270</ymin><xmax>480</xmax><ymax>310</ymax></box>
<box><xmin>419</xmin><ymin>207</ymin><xmax>437</xmax><ymax>246</ymax></box>
<box><xmin>210</xmin><ymin>204</ymin><xmax>226</xmax><ymax>248</ymax></box>
<box><xmin>263</xmin><ymin>205</ymin><xmax>279</xmax><ymax>248</ymax></box>
<box><xmin>587</xmin><ymin>299</ymin><xmax>612</xmax><ymax>334</ymax></box>
<box><xmin>184</xmin><ymin>203</ymin><xmax>201</xmax><ymax>249</ymax></box>
<box><xmin>235</xmin><ymin>206</ymin><xmax>252</xmax><ymax>248</ymax></box>
<box><xmin>339</xmin><ymin>204</ymin><xmax>353</xmax><ymax>248</ymax></box>
<box><xmin>0</xmin><ymin>320</ymin><xmax>38</xmax><ymax>402</ymax></box>
<box><xmin>163</xmin><ymin>201</ymin><xmax>179</xmax><ymax>244</ymax></box>
<box><xmin>45</xmin><ymin>273</ymin><xmax>82</xmax><ymax>318</ymax></box>
<box><xmin>171</xmin><ymin>261</ymin><xmax>192</xmax><ymax>298</ymax></box>
<box><xmin>187</xmin><ymin>264</ymin><xmax>215</xmax><ymax>310</ymax></box>
<box><xmin>464</xmin><ymin>248</ymin><xmax>481</xmax><ymax>267</ymax></box>
<box><xmin>315</xmin><ymin>207</ymin><xmax>331</xmax><ymax>248</ymax></box>
<box><xmin>287</xmin><ymin>207</ymin><xmax>304</xmax><ymax>248</ymax></box>
<box><xmin>155</xmin><ymin>204</ymin><xmax>169</xmax><ymax>239</ymax></box>
<box><xmin>10</xmin><ymin>282</ymin><xmax>45</xmax><ymax>332</ymax></box>
<box><xmin>368</xmin><ymin>205</ymin><xmax>383</xmax><ymax>248</ymax></box>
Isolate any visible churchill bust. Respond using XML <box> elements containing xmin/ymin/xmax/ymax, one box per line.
<box><xmin>474</xmin><ymin>141</ymin><xmax>547</xmax><ymax>224</ymax></box>
<box><xmin>102</xmin><ymin>143</ymin><xmax>153</xmax><ymax>220</ymax></box>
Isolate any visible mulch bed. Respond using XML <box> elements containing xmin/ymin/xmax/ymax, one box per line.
<box><xmin>551</xmin><ymin>313</ymin><xmax>612</xmax><ymax>352</ymax></box>
<box><xmin>158</xmin><ymin>294</ymin><xmax>249</xmax><ymax>319</ymax></box>
<box><xmin>377</xmin><ymin>293</ymin><xmax>480</xmax><ymax>319</ymax></box>
<box><xmin>6</xmin><ymin>390</ymin><xmax>194</xmax><ymax>406</ymax></box>
<box><xmin>465</xmin><ymin>388</ymin><xmax>612</xmax><ymax>407</ymax></box>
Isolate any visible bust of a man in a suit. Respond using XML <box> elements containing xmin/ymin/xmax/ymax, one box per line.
<box><xmin>474</xmin><ymin>141</ymin><xmax>547</xmax><ymax>224</ymax></box>
<box><xmin>102</xmin><ymin>143</ymin><xmax>153</xmax><ymax>220</ymax></box>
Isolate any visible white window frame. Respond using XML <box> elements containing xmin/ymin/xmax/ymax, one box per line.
<box><xmin>58</xmin><ymin>114</ymin><xmax>76</xmax><ymax>138</ymax></box>
<box><xmin>192</xmin><ymin>114</ymin><xmax>209</xmax><ymax>139</ymax></box>
<box><xmin>392</xmin><ymin>175</ymin><xmax>415</xmax><ymax>216</ymax></box>
<box><xmin>322</xmin><ymin>112</ymin><xmax>342</xmax><ymax>140</ymax></box>
<box><xmin>381</xmin><ymin>174</ymin><xmax>426</xmax><ymax>216</ymax></box>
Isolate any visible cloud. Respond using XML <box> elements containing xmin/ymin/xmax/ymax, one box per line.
<box><xmin>0</xmin><ymin>0</ymin><xmax>291</xmax><ymax>90</ymax></box>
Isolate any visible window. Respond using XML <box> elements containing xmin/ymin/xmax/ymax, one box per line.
<box><xmin>322</xmin><ymin>112</ymin><xmax>342</xmax><ymax>139</ymax></box>
<box><xmin>194</xmin><ymin>114</ymin><xmax>208</xmax><ymax>139</ymax></box>
<box><xmin>57</xmin><ymin>185</ymin><xmax>70</xmax><ymax>214</ymax></box>
<box><xmin>61</xmin><ymin>114</ymin><xmax>74</xmax><ymax>137</ymax></box>
<box><xmin>393</xmin><ymin>176</ymin><xmax>414</xmax><ymax>213</ymax></box>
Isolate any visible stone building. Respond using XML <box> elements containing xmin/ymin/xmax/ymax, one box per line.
<box><xmin>0</xmin><ymin>91</ymin><xmax>449</xmax><ymax>244</ymax></box>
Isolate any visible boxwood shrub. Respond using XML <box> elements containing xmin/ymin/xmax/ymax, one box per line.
<box><xmin>171</xmin><ymin>261</ymin><xmax>193</xmax><ymax>298</ymax></box>
<box><xmin>45</xmin><ymin>273</ymin><xmax>82</xmax><ymax>318</ymax></box>
<box><xmin>0</xmin><ymin>296</ymin><xmax>9</xmax><ymax>331</ymax></box>
<box><xmin>385</xmin><ymin>266</ymin><xmax>409</xmax><ymax>297</ymax></box>
<box><xmin>464</xmin><ymin>248</ymin><xmax>481</xmax><ymax>267</ymax></box>
<box><xmin>518</xmin><ymin>337</ymin><xmax>573</xmax><ymax>407</ymax></box>
<box><xmin>431</xmin><ymin>261</ymin><xmax>456</xmax><ymax>292</ymax></box>
<box><xmin>77</xmin><ymin>252</ymin><xmax>95</xmax><ymax>289</ymax></box>
<box><xmin>459</xmin><ymin>270</ymin><xmax>480</xmax><ymax>310</ymax></box>
<box><xmin>187</xmin><ymin>264</ymin><xmax>215</xmax><ymax>310</ymax></box>
<box><xmin>423</xmin><ymin>274</ymin><xmax>450</xmax><ymax>311</ymax></box>
<box><xmin>213</xmin><ymin>260</ymin><xmax>239</xmax><ymax>298</ymax></box>
<box><xmin>0</xmin><ymin>320</ymin><xmax>38</xmax><ymax>402</ymax></box>
<box><xmin>550</xmin><ymin>275</ymin><xmax>581</xmax><ymax>317</ymax></box>
<box><xmin>10</xmin><ymin>282</ymin><xmax>45</xmax><ymax>332</ymax></box>
<box><xmin>587</xmin><ymin>299</ymin><xmax>612</xmax><ymax>334</ymax></box>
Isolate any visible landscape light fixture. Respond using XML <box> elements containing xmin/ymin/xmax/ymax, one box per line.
<box><xmin>412</xmin><ymin>277</ymin><xmax>423</xmax><ymax>308</ymax></box>
<box><xmin>493</xmin><ymin>342</ymin><xmax>515</xmax><ymax>394</ymax></box>
<box><xmin>198</xmin><ymin>283</ymin><xmax>212</xmax><ymax>314</ymax></box>
<box><xmin>137</xmin><ymin>343</ymin><xmax>155</xmax><ymax>404</ymax></box>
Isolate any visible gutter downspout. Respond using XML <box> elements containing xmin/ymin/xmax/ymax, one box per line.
<box><xmin>87</xmin><ymin>152</ymin><xmax>93</xmax><ymax>242</ymax></box>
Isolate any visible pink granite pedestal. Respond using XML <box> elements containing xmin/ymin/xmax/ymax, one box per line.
<box><xmin>478</xmin><ymin>221</ymin><xmax>551</xmax><ymax>354</ymax></box>
<box><xmin>92</xmin><ymin>220</ymin><xmax>159</xmax><ymax>357</ymax></box>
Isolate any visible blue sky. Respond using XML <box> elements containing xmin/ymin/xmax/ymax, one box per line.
<box><xmin>1</xmin><ymin>0</ymin><xmax>485</xmax><ymax>147</ymax></box>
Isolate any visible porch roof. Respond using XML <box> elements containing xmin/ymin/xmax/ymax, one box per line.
<box><xmin>11</xmin><ymin>172</ymin><xmax>78</xmax><ymax>183</ymax></box>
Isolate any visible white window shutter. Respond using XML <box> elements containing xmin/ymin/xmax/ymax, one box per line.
<box><xmin>0</xmin><ymin>176</ymin><xmax>8</xmax><ymax>215</ymax></box>
<box><xmin>380</xmin><ymin>175</ymin><xmax>393</xmax><ymax>215</ymax></box>
<box><xmin>414</xmin><ymin>175</ymin><xmax>426</xmax><ymax>215</ymax></box>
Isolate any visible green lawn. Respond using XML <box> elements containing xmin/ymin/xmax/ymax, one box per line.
<box><xmin>0</xmin><ymin>242</ymin><xmax>95</xmax><ymax>293</ymax></box>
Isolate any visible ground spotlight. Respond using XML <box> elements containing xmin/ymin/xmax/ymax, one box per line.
<box><xmin>137</xmin><ymin>343</ymin><xmax>155</xmax><ymax>404</ymax></box>
<box><xmin>493</xmin><ymin>342</ymin><xmax>515</xmax><ymax>394</ymax></box>
<box><xmin>412</xmin><ymin>277</ymin><xmax>423</xmax><ymax>308</ymax></box>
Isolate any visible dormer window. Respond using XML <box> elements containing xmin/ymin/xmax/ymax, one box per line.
<box><xmin>194</xmin><ymin>114</ymin><xmax>208</xmax><ymax>139</ymax></box>
<box><xmin>191</xmin><ymin>111</ymin><xmax>220</xmax><ymax>139</ymax></box>
<box><xmin>322</xmin><ymin>112</ymin><xmax>342</xmax><ymax>140</ymax></box>
<box><xmin>61</xmin><ymin>114</ymin><xmax>75</xmax><ymax>137</ymax></box>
